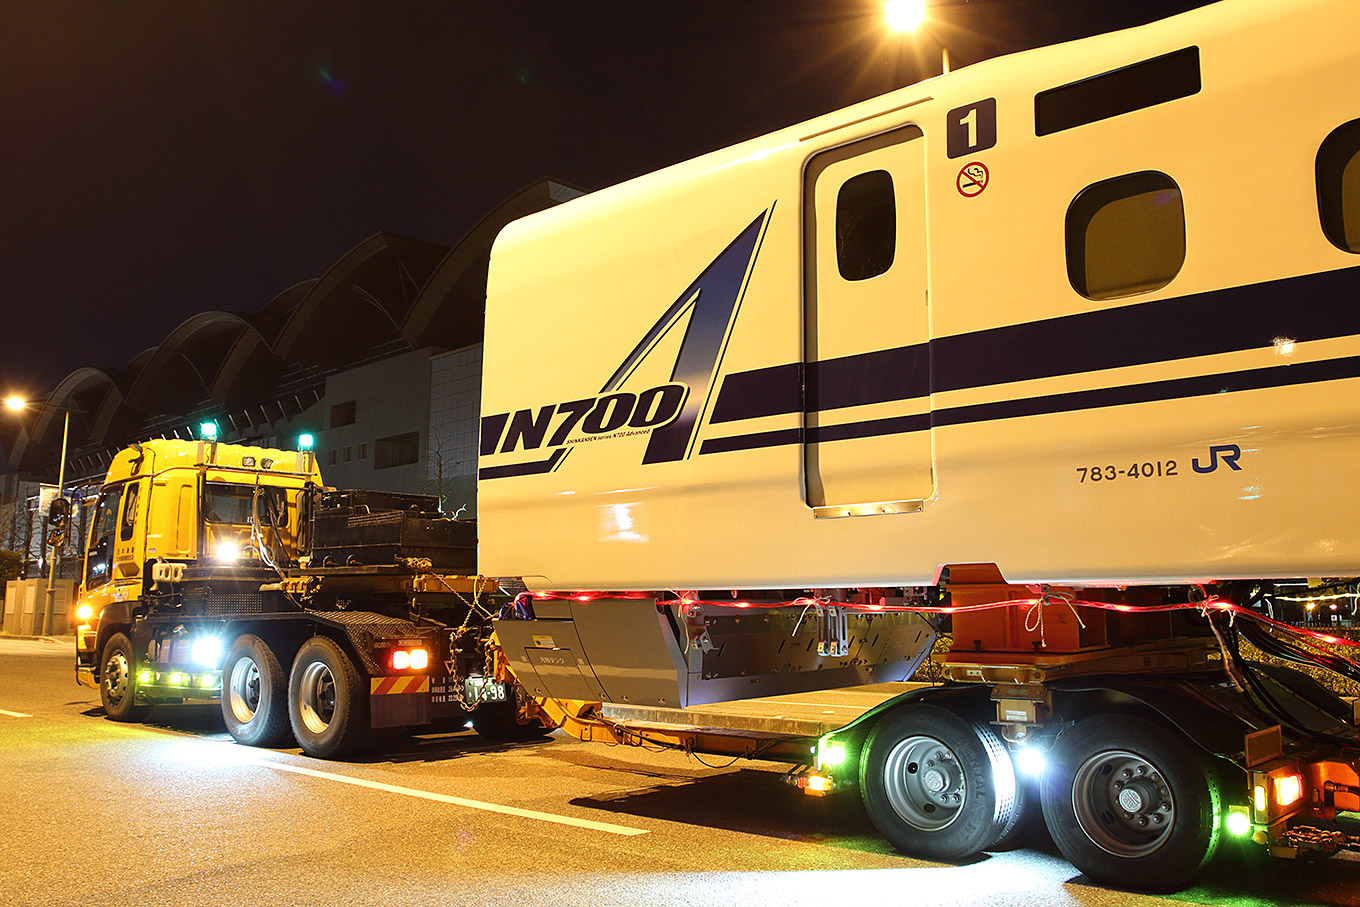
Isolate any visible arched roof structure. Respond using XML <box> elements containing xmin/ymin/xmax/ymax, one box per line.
<box><xmin>210</xmin><ymin>279</ymin><xmax>316</xmax><ymax>406</ymax></box>
<box><xmin>126</xmin><ymin>312</ymin><xmax>270</xmax><ymax>413</ymax></box>
<box><xmin>270</xmin><ymin>232</ymin><xmax>447</xmax><ymax>368</ymax></box>
<box><xmin>402</xmin><ymin>179</ymin><xmax>586</xmax><ymax>350</ymax></box>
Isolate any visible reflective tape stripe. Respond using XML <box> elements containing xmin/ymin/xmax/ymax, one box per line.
<box><xmin>370</xmin><ymin>675</ymin><xmax>430</xmax><ymax>695</ymax></box>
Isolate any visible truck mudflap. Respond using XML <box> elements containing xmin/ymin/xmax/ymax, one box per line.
<box><xmin>492</xmin><ymin>595</ymin><xmax>936</xmax><ymax>708</ymax></box>
<box><xmin>369</xmin><ymin>674</ymin><xmax>432</xmax><ymax>729</ymax></box>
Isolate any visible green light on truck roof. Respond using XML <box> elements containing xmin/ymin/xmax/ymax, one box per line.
<box><xmin>298</xmin><ymin>433</ymin><xmax>315</xmax><ymax>450</ymax></box>
<box><xmin>199</xmin><ymin>421</ymin><xmax>218</xmax><ymax>440</ymax></box>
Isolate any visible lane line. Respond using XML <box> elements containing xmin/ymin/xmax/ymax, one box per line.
<box><xmin>0</xmin><ymin>708</ymin><xmax>34</xmax><ymax>718</ymax></box>
<box><xmin>254</xmin><ymin>760</ymin><xmax>649</xmax><ymax>836</ymax></box>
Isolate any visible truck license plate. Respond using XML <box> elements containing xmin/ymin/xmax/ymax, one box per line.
<box><xmin>465</xmin><ymin>677</ymin><xmax>508</xmax><ymax>702</ymax></box>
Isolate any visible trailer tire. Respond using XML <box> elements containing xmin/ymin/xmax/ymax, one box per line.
<box><xmin>859</xmin><ymin>704</ymin><xmax>1020</xmax><ymax>861</ymax></box>
<box><xmin>100</xmin><ymin>632</ymin><xmax>150</xmax><ymax>722</ymax></box>
<box><xmin>470</xmin><ymin>698</ymin><xmax>552</xmax><ymax>741</ymax></box>
<box><xmin>288</xmin><ymin>636</ymin><xmax>368</xmax><ymax>759</ymax></box>
<box><xmin>1040</xmin><ymin>713</ymin><xmax>1221</xmax><ymax>891</ymax></box>
<box><xmin>222</xmin><ymin>634</ymin><xmax>293</xmax><ymax>748</ymax></box>
<box><xmin>989</xmin><ymin>771</ymin><xmax>1039</xmax><ymax>851</ymax></box>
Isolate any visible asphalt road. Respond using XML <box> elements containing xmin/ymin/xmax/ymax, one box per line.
<box><xmin>1</xmin><ymin>636</ymin><xmax>1356</xmax><ymax>907</ymax></box>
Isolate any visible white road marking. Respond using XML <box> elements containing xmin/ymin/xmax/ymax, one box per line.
<box><xmin>0</xmin><ymin>708</ymin><xmax>34</xmax><ymax>718</ymax></box>
<box><xmin>255</xmin><ymin>759</ymin><xmax>650</xmax><ymax>836</ymax></box>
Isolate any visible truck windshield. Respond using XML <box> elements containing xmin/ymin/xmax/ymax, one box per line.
<box><xmin>204</xmin><ymin>483</ymin><xmax>286</xmax><ymax>526</ymax></box>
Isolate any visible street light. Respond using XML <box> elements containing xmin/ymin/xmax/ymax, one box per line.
<box><xmin>885</xmin><ymin>0</ymin><xmax>951</xmax><ymax>75</ymax></box>
<box><xmin>4</xmin><ymin>395</ymin><xmax>75</xmax><ymax>636</ymax></box>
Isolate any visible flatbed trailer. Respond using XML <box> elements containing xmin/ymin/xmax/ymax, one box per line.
<box><xmin>482</xmin><ymin>588</ymin><xmax>1360</xmax><ymax>891</ymax></box>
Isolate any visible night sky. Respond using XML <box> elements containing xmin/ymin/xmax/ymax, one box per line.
<box><xmin>0</xmin><ymin>0</ymin><xmax>1215</xmax><ymax>397</ymax></box>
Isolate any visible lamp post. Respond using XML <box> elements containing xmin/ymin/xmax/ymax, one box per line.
<box><xmin>4</xmin><ymin>395</ymin><xmax>73</xmax><ymax>637</ymax></box>
<box><xmin>885</xmin><ymin>0</ymin><xmax>951</xmax><ymax>76</ymax></box>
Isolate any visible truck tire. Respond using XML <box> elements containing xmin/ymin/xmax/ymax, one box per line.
<box><xmin>1040</xmin><ymin>713</ymin><xmax>1221</xmax><ymax>891</ymax></box>
<box><xmin>859</xmin><ymin>704</ymin><xmax>1020</xmax><ymax>861</ymax></box>
<box><xmin>470</xmin><ymin>698</ymin><xmax>552</xmax><ymax>741</ymax></box>
<box><xmin>222</xmin><ymin>634</ymin><xmax>293</xmax><ymax>748</ymax></box>
<box><xmin>100</xmin><ymin>632</ymin><xmax>150</xmax><ymax>722</ymax></box>
<box><xmin>288</xmin><ymin>636</ymin><xmax>369</xmax><ymax>759</ymax></box>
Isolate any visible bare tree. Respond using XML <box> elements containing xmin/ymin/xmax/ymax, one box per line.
<box><xmin>426</xmin><ymin>434</ymin><xmax>473</xmax><ymax>518</ymax></box>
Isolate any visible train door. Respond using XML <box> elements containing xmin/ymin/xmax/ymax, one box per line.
<box><xmin>803</xmin><ymin>125</ymin><xmax>933</xmax><ymax>515</ymax></box>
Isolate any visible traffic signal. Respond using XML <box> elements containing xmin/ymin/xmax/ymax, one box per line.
<box><xmin>45</xmin><ymin>497</ymin><xmax>72</xmax><ymax>549</ymax></box>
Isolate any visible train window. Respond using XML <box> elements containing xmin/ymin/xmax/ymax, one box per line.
<box><xmin>1066</xmin><ymin>171</ymin><xmax>1185</xmax><ymax>300</ymax></box>
<box><xmin>836</xmin><ymin>170</ymin><xmax>896</xmax><ymax>280</ymax></box>
<box><xmin>1317</xmin><ymin>119</ymin><xmax>1360</xmax><ymax>253</ymax></box>
<box><xmin>1036</xmin><ymin>47</ymin><xmax>1200</xmax><ymax>136</ymax></box>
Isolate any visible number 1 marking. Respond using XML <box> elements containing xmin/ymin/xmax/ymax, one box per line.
<box><xmin>960</xmin><ymin>107</ymin><xmax>977</xmax><ymax>149</ymax></box>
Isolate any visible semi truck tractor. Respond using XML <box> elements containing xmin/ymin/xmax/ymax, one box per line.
<box><xmin>69</xmin><ymin>0</ymin><xmax>1360</xmax><ymax>892</ymax></box>
<box><xmin>70</xmin><ymin>437</ymin><xmax>545</xmax><ymax>758</ymax></box>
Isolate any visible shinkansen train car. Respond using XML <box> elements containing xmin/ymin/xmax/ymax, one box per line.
<box><xmin>479</xmin><ymin>0</ymin><xmax>1360</xmax><ymax>890</ymax></box>
<box><xmin>480</xmin><ymin>0</ymin><xmax>1360</xmax><ymax>593</ymax></box>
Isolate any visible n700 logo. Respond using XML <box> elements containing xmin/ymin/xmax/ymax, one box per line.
<box><xmin>481</xmin><ymin>383</ymin><xmax>689</xmax><ymax>455</ymax></box>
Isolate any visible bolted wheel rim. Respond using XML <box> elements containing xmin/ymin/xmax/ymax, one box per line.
<box><xmin>1071</xmin><ymin>748</ymin><xmax>1177</xmax><ymax>858</ymax></box>
<box><xmin>882</xmin><ymin>734</ymin><xmax>968</xmax><ymax>831</ymax></box>
<box><xmin>227</xmin><ymin>656</ymin><xmax>262</xmax><ymax>725</ymax></box>
<box><xmin>297</xmin><ymin>660</ymin><xmax>337</xmax><ymax>735</ymax></box>
<box><xmin>104</xmin><ymin>650</ymin><xmax>131</xmax><ymax>706</ymax></box>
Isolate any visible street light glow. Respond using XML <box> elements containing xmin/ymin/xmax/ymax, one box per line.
<box><xmin>885</xmin><ymin>0</ymin><xmax>927</xmax><ymax>32</ymax></box>
<box><xmin>4</xmin><ymin>396</ymin><xmax>25</xmax><ymax>411</ymax></box>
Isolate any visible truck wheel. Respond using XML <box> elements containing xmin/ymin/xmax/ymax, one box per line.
<box><xmin>859</xmin><ymin>704</ymin><xmax>1020</xmax><ymax>861</ymax></box>
<box><xmin>100</xmin><ymin>632</ymin><xmax>150</xmax><ymax>722</ymax></box>
<box><xmin>222</xmin><ymin>634</ymin><xmax>293</xmax><ymax>748</ymax></box>
<box><xmin>1040</xmin><ymin>713</ymin><xmax>1221</xmax><ymax>891</ymax></box>
<box><xmin>288</xmin><ymin>636</ymin><xmax>369</xmax><ymax>759</ymax></box>
<box><xmin>470</xmin><ymin>698</ymin><xmax>552</xmax><ymax>741</ymax></box>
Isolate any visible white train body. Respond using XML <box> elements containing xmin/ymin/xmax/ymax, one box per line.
<box><xmin>480</xmin><ymin>0</ymin><xmax>1360</xmax><ymax>592</ymax></box>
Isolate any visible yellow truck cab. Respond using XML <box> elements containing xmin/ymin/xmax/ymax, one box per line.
<box><xmin>74</xmin><ymin>438</ymin><xmax>321</xmax><ymax>690</ymax></box>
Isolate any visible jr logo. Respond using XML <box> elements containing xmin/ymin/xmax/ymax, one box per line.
<box><xmin>480</xmin><ymin>209</ymin><xmax>772</xmax><ymax>479</ymax></box>
<box><xmin>1192</xmin><ymin>444</ymin><xmax>1243</xmax><ymax>474</ymax></box>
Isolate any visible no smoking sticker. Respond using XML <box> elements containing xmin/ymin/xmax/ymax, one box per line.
<box><xmin>957</xmin><ymin>161</ymin><xmax>989</xmax><ymax>197</ymax></box>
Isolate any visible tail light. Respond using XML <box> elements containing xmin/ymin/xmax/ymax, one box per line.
<box><xmin>390</xmin><ymin>648</ymin><xmax>430</xmax><ymax>672</ymax></box>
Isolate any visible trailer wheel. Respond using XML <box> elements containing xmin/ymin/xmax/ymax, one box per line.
<box><xmin>859</xmin><ymin>704</ymin><xmax>1020</xmax><ymax>861</ymax></box>
<box><xmin>1040</xmin><ymin>714</ymin><xmax>1221</xmax><ymax>891</ymax></box>
<box><xmin>288</xmin><ymin>636</ymin><xmax>368</xmax><ymax>759</ymax></box>
<box><xmin>221</xmin><ymin>634</ymin><xmax>293</xmax><ymax>748</ymax></box>
<box><xmin>100</xmin><ymin>632</ymin><xmax>150</xmax><ymax>722</ymax></box>
<box><xmin>989</xmin><ymin>770</ymin><xmax>1039</xmax><ymax>851</ymax></box>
